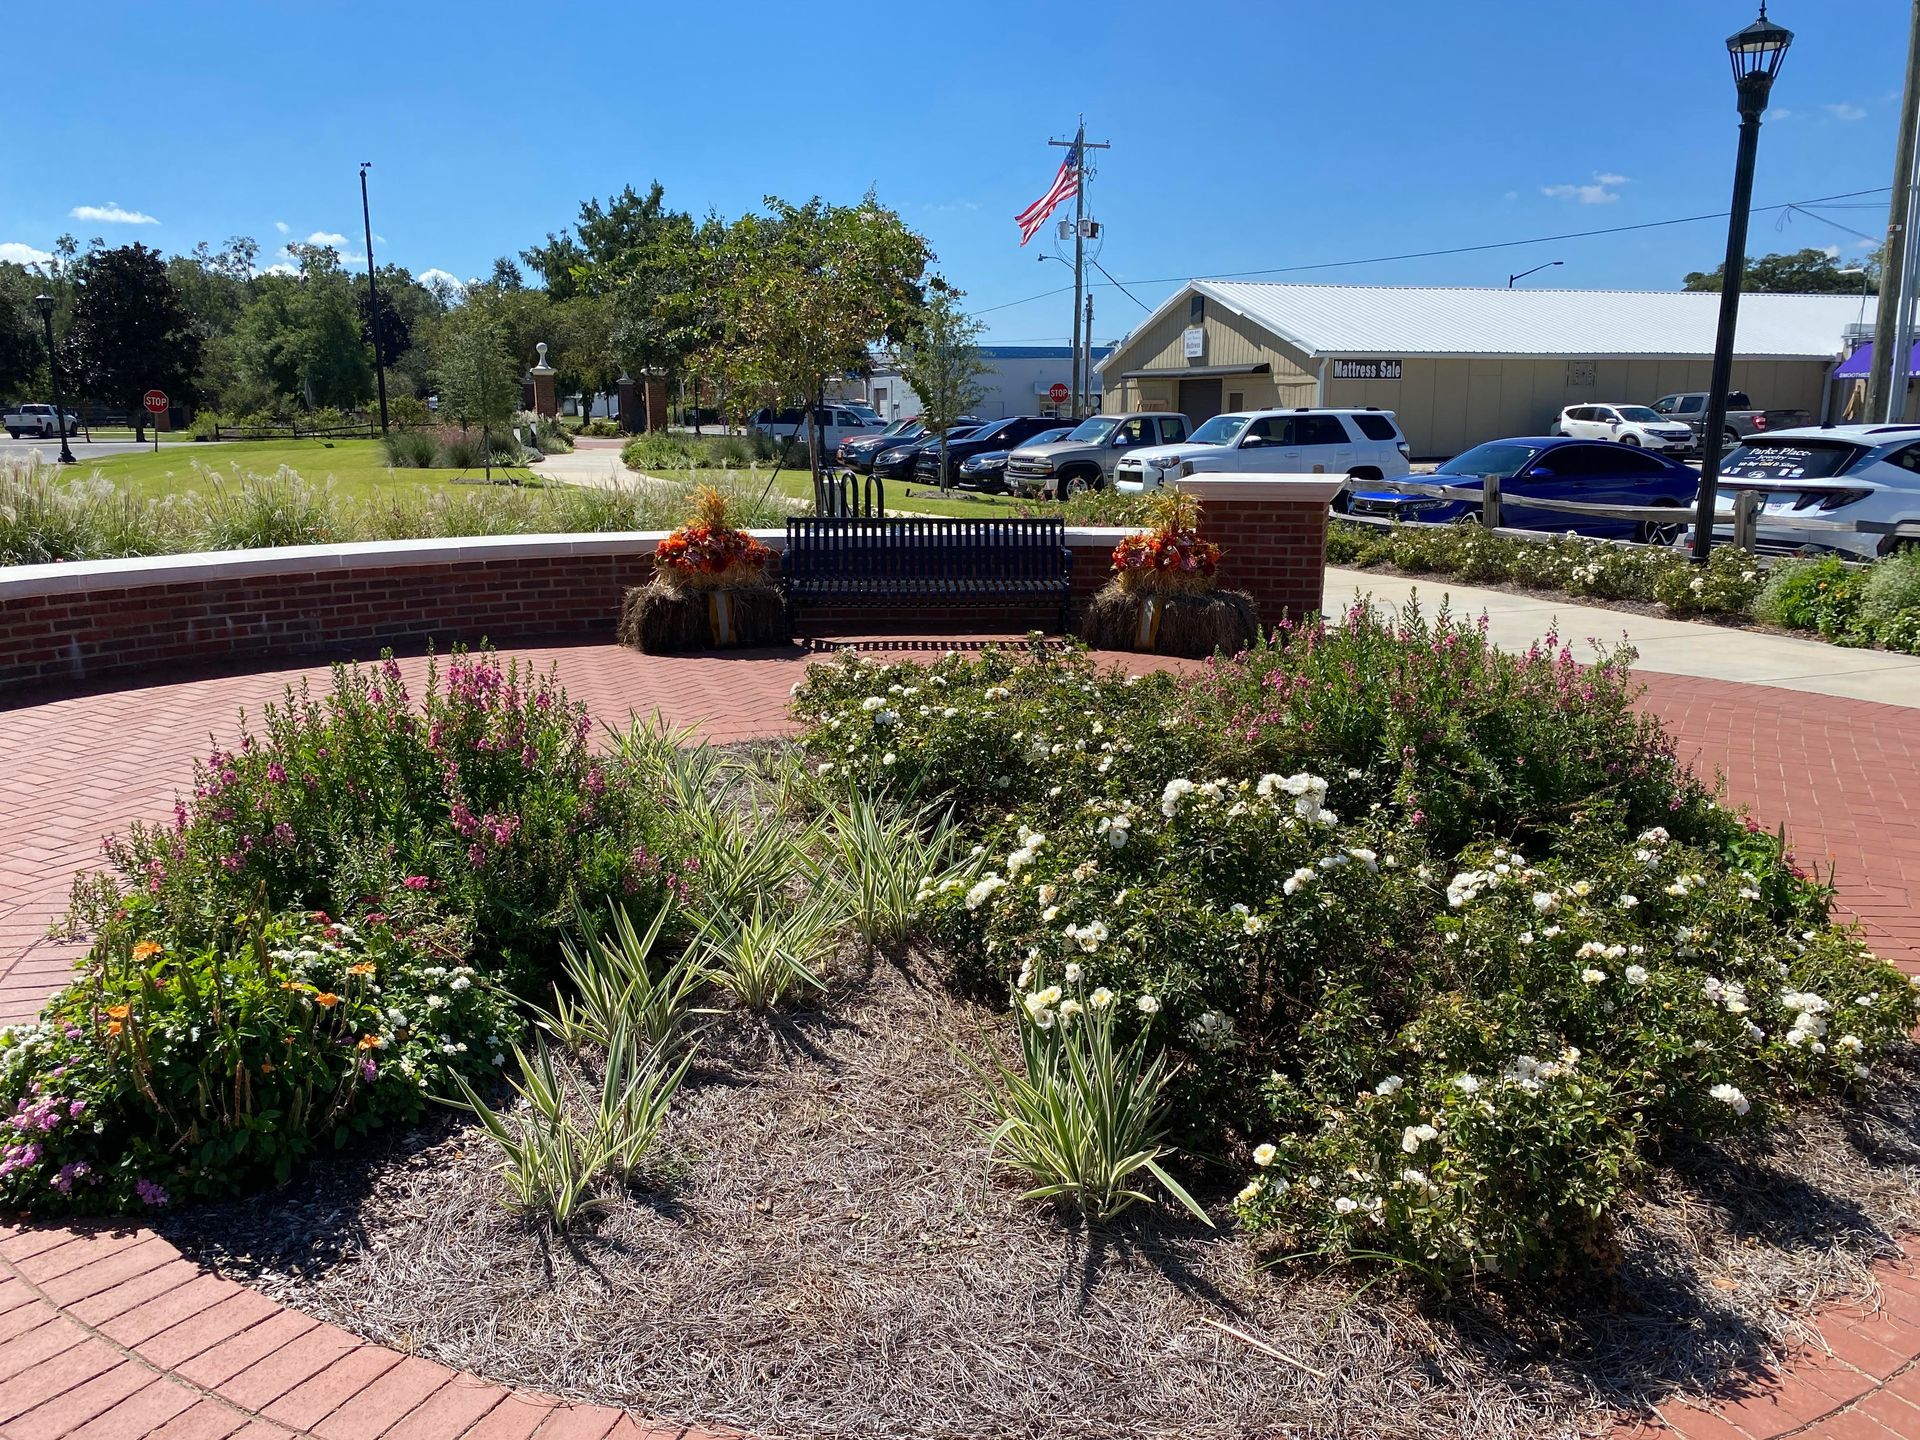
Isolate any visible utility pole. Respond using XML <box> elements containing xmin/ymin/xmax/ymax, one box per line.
<box><xmin>359</xmin><ymin>162</ymin><xmax>390</xmax><ymax>436</ymax></box>
<box><xmin>1869</xmin><ymin>0</ymin><xmax>1920</xmax><ymax>421</ymax></box>
<box><xmin>1050</xmin><ymin>119</ymin><xmax>1108</xmax><ymax>417</ymax></box>
<box><xmin>1083</xmin><ymin>293</ymin><xmax>1094</xmax><ymax>415</ymax></box>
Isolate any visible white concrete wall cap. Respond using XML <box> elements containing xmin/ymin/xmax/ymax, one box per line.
<box><xmin>1176</xmin><ymin>474</ymin><xmax>1347</xmax><ymax>503</ymax></box>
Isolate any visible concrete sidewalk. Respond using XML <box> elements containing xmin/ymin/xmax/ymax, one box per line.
<box><xmin>1328</xmin><ymin>568</ymin><xmax>1920</xmax><ymax>710</ymax></box>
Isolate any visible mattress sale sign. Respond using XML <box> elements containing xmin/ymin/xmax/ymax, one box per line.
<box><xmin>1331</xmin><ymin>358</ymin><xmax>1403</xmax><ymax>380</ymax></box>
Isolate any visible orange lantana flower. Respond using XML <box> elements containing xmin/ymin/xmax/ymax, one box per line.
<box><xmin>104</xmin><ymin>1004</ymin><xmax>131</xmax><ymax>1020</ymax></box>
<box><xmin>313</xmin><ymin>992</ymin><xmax>342</xmax><ymax>1009</ymax></box>
<box><xmin>131</xmin><ymin>941</ymin><xmax>162</xmax><ymax>961</ymax></box>
<box><xmin>356</xmin><ymin>1034</ymin><xmax>384</xmax><ymax>1050</ymax></box>
<box><xmin>107</xmin><ymin>1021</ymin><xmax>124</xmax><ymax>1037</ymax></box>
<box><xmin>346</xmin><ymin>963</ymin><xmax>376</xmax><ymax>977</ymax></box>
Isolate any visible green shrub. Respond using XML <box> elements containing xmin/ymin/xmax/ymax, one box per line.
<box><xmin>1861</xmin><ymin>547</ymin><xmax>1920</xmax><ymax>629</ymax></box>
<box><xmin>797</xmin><ymin>630</ymin><xmax>1919</xmax><ymax>1279</ymax></box>
<box><xmin>1753</xmin><ymin>555</ymin><xmax>1866</xmax><ymax>639</ymax></box>
<box><xmin>188</xmin><ymin>410</ymin><xmax>225</xmax><ymax>441</ymax></box>
<box><xmin>530</xmin><ymin>415</ymin><xmax>575</xmax><ymax>451</ymax></box>
<box><xmin>389</xmin><ymin>396</ymin><xmax>432</xmax><ymax>428</ymax></box>
<box><xmin>1652</xmin><ymin>544</ymin><xmax>1766</xmax><ymax>615</ymax></box>
<box><xmin>381</xmin><ymin>429</ymin><xmax>438</xmax><ymax>468</ymax></box>
<box><xmin>435</xmin><ymin>429</ymin><xmax>489</xmax><ymax>468</ymax></box>
<box><xmin>581</xmin><ymin>418</ymin><xmax>621</xmax><ymax>438</ymax></box>
<box><xmin>1874</xmin><ymin>607</ymin><xmax>1920</xmax><ymax>653</ymax></box>
<box><xmin>0</xmin><ymin>903</ymin><xmax>518</xmax><ymax>1215</ymax></box>
<box><xmin>189</xmin><ymin>468</ymin><xmax>338</xmax><ymax>549</ymax></box>
<box><xmin>76</xmin><ymin>651</ymin><xmax>682</xmax><ymax>986</ymax></box>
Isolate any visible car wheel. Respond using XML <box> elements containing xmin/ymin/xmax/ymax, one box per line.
<box><xmin>1061</xmin><ymin>469</ymin><xmax>1102</xmax><ymax>497</ymax></box>
<box><xmin>1724</xmin><ymin>428</ymin><xmax>1742</xmax><ymax>448</ymax></box>
<box><xmin>4</xmin><ymin>430</ymin><xmax>15</xmax><ymax>440</ymax></box>
<box><xmin>1620</xmin><ymin>434</ymin><xmax>1641</xmax><ymax>447</ymax></box>
<box><xmin>1548</xmin><ymin>426</ymin><xmax>1563</xmax><ymax>437</ymax></box>
<box><xmin>1638</xmin><ymin>504</ymin><xmax>1685</xmax><ymax>547</ymax></box>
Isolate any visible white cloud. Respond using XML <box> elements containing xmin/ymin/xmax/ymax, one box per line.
<box><xmin>70</xmin><ymin>202</ymin><xmax>158</xmax><ymax>225</ymax></box>
<box><xmin>1542</xmin><ymin>171</ymin><xmax>1629</xmax><ymax>204</ymax></box>
<box><xmin>1765</xmin><ymin>107</ymin><xmax>1792</xmax><ymax>121</ymax></box>
<box><xmin>1820</xmin><ymin>244</ymin><xmax>1842</xmax><ymax>260</ymax></box>
<box><xmin>274</xmin><ymin>220</ymin><xmax>290</xmax><ymax>235</ymax></box>
<box><xmin>260</xmin><ymin>262</ymin><xmax>299</xmax><ymax>276</ymax></box>
<box><xmin>0</xmin><ymin>241</ymin><xmax>53</xmax><ymax>266</ymax></box>
<box><xmin>1504</xmin><ymin>190</ymin><xmax>1519</xmax><ymax>201</ymax></box>
<box><xmin>418</xmin><ymin>267</ymin><xmax>465</xmax><ymax>291</ymax></box>
<box><xmin>306</xmin><ymin>230</ymin><xmax>348</xmax><ymax>246</ymax></box>
<box><xmin>1826</xmin><ymin>102</ymin><xmax>1867</xmax><ymax>121</ymax></box>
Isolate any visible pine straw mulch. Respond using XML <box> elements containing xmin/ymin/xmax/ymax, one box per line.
<box><xmin>159</xmin><ymin>947</ymin><xmax>1920</xmax><ymax>1440</ymax></box>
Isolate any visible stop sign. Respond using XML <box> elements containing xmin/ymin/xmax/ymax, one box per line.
<box><xmin>142</xmin><ymin>389</ymin><xmax>169</xmax><ymax>414</ymax></box>
<box><xmin>1047</xmin><ymin>382</ymin><xmax>1069</xmax><ymax>405</ymax></box>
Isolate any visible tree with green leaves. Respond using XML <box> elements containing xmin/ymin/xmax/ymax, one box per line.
<box><xmin>702</xmin><ymin>193</ymin><xmax>929</xmax><ymax>476</ymax></box>
<box><xmin>1684</xmin><ymin>246</ymin><xmax>1880</xmax><ymax>293</ymax></box>
<box><xmin>434</xmin><ymin>301</ymin><xmax>520</xmax><ymax>440</ymax></box>
<box><xmin>63</xmin><ymin>243</ymin><xmax>202</xmax><ymax>438</ymax></box>
<box><xmin>227</xmin><ymin>245</ymin><xmax>372</xmax><ymax>412</ymax></box>
<box><xmin>893</xmin><ymin>282</ymin><xmax>987</xmax><ymax>492</ymax></box>
<box><xmin>0</xmin><ymin>263</ymin><xmax>48</xmax><ymax>404</ymax></box>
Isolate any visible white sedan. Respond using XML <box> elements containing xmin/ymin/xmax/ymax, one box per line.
<box><xmin>1553</xmin><ymin>404</ymin><xmax>1696</xmax><ymax>454</ymax></box>
<box><xmin>1696</xmin><ymin>423</ymin><xmax>1920</xmax><ymax>559</ymax></box>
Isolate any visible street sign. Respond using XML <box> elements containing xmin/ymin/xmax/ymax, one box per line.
<box><xmin>142</xmin><ymin>389</ymin><xmax>168</xmax><ymax>414</ymax></box>
<box><xmin>1048</xmin><ymin>382</ymin><xmax>1069</xmax><ymax>405</ymax></box>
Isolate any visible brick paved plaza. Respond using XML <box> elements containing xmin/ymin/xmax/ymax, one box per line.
<box><xmin>2</xmin><ymin>631</ymin><xmax>1920</xmax><ymax>1439</ymax></box>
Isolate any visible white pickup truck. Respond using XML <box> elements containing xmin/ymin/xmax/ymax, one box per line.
<box><xmin>1115</xmin><ymin>407</ymin><xmax>1411</xmax><ymax>493</ymax></box>
<box><xmin>4</xmin><ymin>404</ymin><xmax>81</xmax><ymax>439</ymax></box>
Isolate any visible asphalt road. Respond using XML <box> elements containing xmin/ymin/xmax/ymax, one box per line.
<box><xmin>0</xmin><ymin>436</ymin><xmax>175</xmax><ymax>466</ymax></box>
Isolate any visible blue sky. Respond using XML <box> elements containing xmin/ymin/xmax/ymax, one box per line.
<box><xmin>0</xmin><ymin>0</ymin><xmax>1909</xmax><ymax>345</ymax></box>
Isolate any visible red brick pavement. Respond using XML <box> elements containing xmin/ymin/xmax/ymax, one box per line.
<box><xmin>3</xmin><ymin>638</ymin><xmax>1920</xmax><ymax>1437</ymax></box>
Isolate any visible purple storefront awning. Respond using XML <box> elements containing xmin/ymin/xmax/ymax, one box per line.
<box><xmin>1836</xmin><ymin>340</ymin><xmax>1920</xmax><ymax>378</ymax></box>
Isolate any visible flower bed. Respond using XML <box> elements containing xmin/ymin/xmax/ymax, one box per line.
<box><xmin>1328</xmin><ymin>514</ymin><xmax>1920</xmax><ymax>646</ymax></box>
<box><xmin>3</xmin><ymin>650</ymin><xmax>687</xmax><ymax>1214</ymax></box>
<box><xmin>793</xmin><ymin>610</ymin><xmax>1920</xmax><ymax>1282</ymax></box>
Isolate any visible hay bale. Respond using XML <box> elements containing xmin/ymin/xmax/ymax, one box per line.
<box><xmin>1080</xmin><ymin>582</ymin><xmax>1259</xmax><ymax>659</ymax></box>
<box><xmin>618</xmin><ymin>580</ymin><xmax>786</xmax><ymax>653</ymax></box>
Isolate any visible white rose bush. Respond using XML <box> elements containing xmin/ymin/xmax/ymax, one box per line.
<box><xmin>792</xmin><ymin>607</ymin><xmax>1920</xmax><ymax>1285</ymax></box>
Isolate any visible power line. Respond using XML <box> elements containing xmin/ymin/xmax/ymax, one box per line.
<box><xmin>965</xmin><ymin>185</ymin><xmax>1894</xmax><ymax>320</ymax></box>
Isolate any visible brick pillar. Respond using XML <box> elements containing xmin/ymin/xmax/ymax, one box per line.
<box><xmin>617</xmin><ymin>375</ymin><xmax>640</xmax><ymax>434</ymax></box>
<box><xmin>644</xmin><ymin>377</ymin><xmax>668</xmax><ymax>432</ymax></box>
<box><xmin>530</xmin><ymin>343</ymin><xmax>557</xmax><ymax>420</ymax></box>
<box><xmin>1176</xmin><ymin>475</ymin><xmax>1344</xmax><ymax>627</ymax></box>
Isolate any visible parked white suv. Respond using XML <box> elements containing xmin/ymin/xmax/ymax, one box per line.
<box><xmin>1115</xmin><ymin>408</ymin><xmax>1411</xmax><ymax>493</ymax></box>
<box><xmin>749</xmin><ymin>404</ymin><xmax>886</xmax><ymax>456</ymax></box>
<box><xmin>1694</xmin><ymin>423</ymin><xmax>1920</xmax><ymax>559</ymax></box>
<box><xmin>1553</xmin><ymin>404</ymin><xmax>1695</xmax><ymax>454</ymax></box>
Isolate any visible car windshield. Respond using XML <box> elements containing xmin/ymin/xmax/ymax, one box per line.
<box><xmin>974</xmin><ymin>418</ymin><xmax>1017</xmax><ymax>440</ymax></box>
<box><xmin>1721</xmin><ymin>439</ymin><xmax>1866</xmax><ymax>481</ymax></box>
<box><xmin>1617</xmin><ymin>406</ymin><xmax>1663</xmax><ymax>422</ymax></box>
<box><xmin>1064</xmin><ymin>417</ymin><xmax>1120</xmax><ymax>443</ymax></box>
<box><xmin>878</xmin><ymin>419</ymin><xmax>915</xmax><ymax>437</ymax></box>
<box><xmin>1187</xmin><ymin>414</ymin><xmax>1250</xmax><ymax>446</ymax></box>
<box><xmin>1031</xmin><ymin>428</ymin><xmax>1072</xmax><ymax>445</ymax></box>
<box><xmin>942</xmin><ymin>425</ymin><xmax>978</xmax><ymax>440</ymax></box>
<box><xmin>1437</xmin><ymin>441</ymin><xmax>1539</xmax><ymax>476</ymax></box>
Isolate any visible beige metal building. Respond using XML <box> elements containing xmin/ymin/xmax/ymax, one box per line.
<box><xmin>1096</xmin><ymin>282</ymin><xmax>1874</xmax><ymax>458</ymax></box>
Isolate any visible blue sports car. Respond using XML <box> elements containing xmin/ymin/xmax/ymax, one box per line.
<box><xmin>1344</xmin><ymin>436</ymin><xmax>1698</xmax><ymax>543</ymax></box>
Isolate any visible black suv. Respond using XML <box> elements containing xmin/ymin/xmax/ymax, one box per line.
<box><xmin>912</xmin><ymin>416</ymin><xmax>1063</xmax><ymax>489</ymax></box>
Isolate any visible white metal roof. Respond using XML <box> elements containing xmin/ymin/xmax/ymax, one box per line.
<box><xmin>1104</xmin><ymin>281</ymin><xmax>1877</xmax><ymax>364</ymax></box>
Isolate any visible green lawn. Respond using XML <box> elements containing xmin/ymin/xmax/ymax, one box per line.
<box><xmin>83</xmin><ymin>439</ymin><xmax>535</xmax><ymax>502</ymax></box>
<box><xmin>740</xmin><ymin>468</ymin><xmax>1041</xmax><ymax>519</ymax></box>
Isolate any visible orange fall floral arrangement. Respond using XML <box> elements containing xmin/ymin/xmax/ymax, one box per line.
<box><xmin>1110</xmin><ymin>490</ymin><xmax>1221</xmax><ymax>594</ymax></box>
<box><xmin>652</xmin><ymin>486</ymin><xmax>775</xmax><ymax>591</ymax></box>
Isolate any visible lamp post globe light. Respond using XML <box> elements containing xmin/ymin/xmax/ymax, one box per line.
<box><xmin>33</xmin><ymin>293</ymin><xmax>76</xmax><ymax>466</ymax></box>
<box><xmin>1692</xmin><ymin>4</ymin><xmax>1793</xmax><ymax>563</ymax></box>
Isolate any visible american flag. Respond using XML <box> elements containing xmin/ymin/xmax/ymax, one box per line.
<box><xmin>1015</xmin><ymin>144</ymin><xmax>1079</xmax><ymax>246</ymax></box>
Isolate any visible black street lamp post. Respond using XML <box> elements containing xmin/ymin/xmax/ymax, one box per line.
<box><xmin>1693</xmin><ymin>5</ymin><xmax>1793</xmax><ymax>563</ymax></box>
<box><xmin>360</xmin><ymin>162</ymin><xmax>389</xmax><ymax>436</ymax></box>
<box><xmin>33</xmin><ymin>294</ymin><xmax>76</xmax><ymax>465</ymax></box>
<box><xmin>1507</xmin><ymin>260</ymin><xmax>1564</xmax><ymax>287</ymax></box>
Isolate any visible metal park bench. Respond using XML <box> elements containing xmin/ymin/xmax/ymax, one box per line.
<box><xmin>782</xmin><ymin>516</ymin><xmax>1075</xmax><ymax>633</ymax></box>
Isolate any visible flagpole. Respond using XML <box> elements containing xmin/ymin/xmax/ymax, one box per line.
<box><xmin>1050</xmin><ymin>120</ymin><xmax>1109</xmax><ymax>421</ymax></box>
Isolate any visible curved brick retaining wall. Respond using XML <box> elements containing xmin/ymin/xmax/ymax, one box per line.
<box><xmin>0</xmin><ymin>477</ymin><xmax>1339</xmax><ymax>693</ymax></box>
